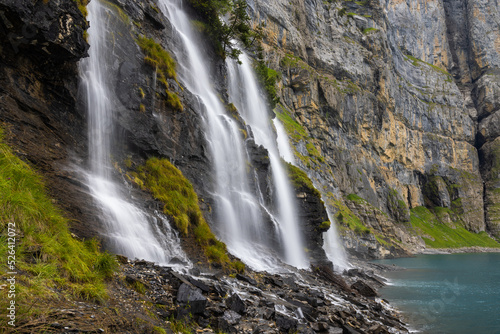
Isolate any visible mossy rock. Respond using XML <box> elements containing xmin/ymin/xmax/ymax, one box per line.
<box><xmin>131</xmin><ymin>158</ymin><xmax>243</xmax><ymax>271</ymax></box>
<box><xmin>284</xmin><ymin>161</ymin><xmax>321</xmax><ymax>197</ymax></box>
<box><xmin>387</xmin><ymin>188</ymin><xmax>410</xmax><ymax>222</ymax></box>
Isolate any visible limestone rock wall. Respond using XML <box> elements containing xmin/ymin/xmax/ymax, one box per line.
<box><xmin>248</xmin><ymin>0</ymin><xmax>500</xmax><ymax>254</ymax></box>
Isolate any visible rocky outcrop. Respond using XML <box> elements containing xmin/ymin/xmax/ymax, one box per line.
<box><xmin>247</xmin><ymin>0</ymin><xmax>500</xmax><ymax>255</ymax></box>
<box><xmin>0</xmin><ymin>0</ymin><xmax>96</xmax><ymax>238</ymax></box>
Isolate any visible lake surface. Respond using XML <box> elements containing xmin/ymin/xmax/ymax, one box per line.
<box><xmin>374</xmin><ymin>253</ymin><xmax>500</xmax><ymax>334</ymax></box>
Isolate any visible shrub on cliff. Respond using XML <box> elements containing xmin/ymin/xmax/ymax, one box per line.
<box><xmin>186</xmin><ymin>0</ymin><xmax>257</xmax><ymax>59</ymax></box>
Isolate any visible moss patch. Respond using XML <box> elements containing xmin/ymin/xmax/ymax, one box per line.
<box><xmin>324</xmin><ymin>193</ymin><xmax>371</xmax><ymax>235</ymax></box>
<box><xmin>74</xmin><ymin>0</ymin><xmax>89</xmax><ymax>17</ymax></box>
<box><xmin>275</xmin><ymin>105</ymin><xmax>327</xmax><ymax>168</ymax></box>
<box><xmin>254</xmin><ymin>55</ymin><xmax>280</xmax><ymax>108</ymax></box>
<box><xmin>284</xmin><ymin>162</ymin><xmax>321</xmax><ymax>197</ymax></box>
<box><xmin>275</xmin><ymin>108</ymin><xmax>308</xmax><ymax>142</ymax></box>
<box><xmin>410</xmin><ymin>207</ymin><xmax>500</xmax><ymax>248</ymax></box>
<box><xmin>404</xmin><ymin>54</ymin><xmax>452</xmax><ymax>79</ymax></box>
<box><xmin>137</xmin><ymin>36</ymin><xmax>183</xmax><ymax>111</ymax></box>
<box><xmin>130</xmin><ymin>158</ymin><xmax>242</xmax><ymax>270</ymax></box>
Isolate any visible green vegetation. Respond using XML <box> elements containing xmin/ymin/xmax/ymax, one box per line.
<box><xmin>153</xmin><ymin>326</ymin><xmax>167</xmax><ymax>334</ymax></box>
<box><xmin>137</xmin><ymin>36</ymin><xmax>183</xmax><ymax>111</ymax></box>
<box><xmin>410</xmin><ymin>207</ymin><xmax>500</xmax><ymax>248</ymax></box>
<box><xmin>346</xmin><ymin>193</ymin><xmax>367</xmax><ymax>203</ymax></box>
<box><xmin>284</xmin><ymin>162</ymin><xmax>321</xmax><ymax>197</ymax></box>
<box><xmin>129</xmin><ymin>280</ymin><xmax>146</xmax><ymax>294</ymax></box>
<box><xmin>74</xmin><ymin>0</ymin><xmax>89</xmax><ymax>17</ymax></box>
<box><xmin>404</xmin><ymin>54</ymin><xmax>452</xmax><ymax>79</ymax></box>
<box><xmin>166</xmin><ymin>91</ymin><xmax>183</xmax><ymax>111</ymax></box>
<box><xmin>186</xmin><ymin>0</ymin><xmax>257</xmax><ymax>59</ymax></box>
<box><xmin>274</xmin><ymin>106</ymin><xmax>328</xmax><ymax>168</ymax></box>
<box><xmin>329</xmin><ymin>196</ymin><xmax>371</xmax><ymax>235</ymax></box>
<box><xmin>138</xmin><ymin>87</ymin><xmax>146</xmax><ymax>99</ymax></box>
<box><xmin>254</xmin><ymin>57</ymin><xmax>280</xmax><ymax>108</ymax></box>
<box><xmin>275</xmin><ymin>108</ymin><xmax>308</xmax><ymax>142</ymax></box>
<box><xmin>319</xmin><ymin>221</ymin><xmax>331</xmax><ymax>230</ymax></box>
<box><xmin>138</xmin><ymin>36</ymin><xmax>176</xmax><ymax>80</ymax></box>
<box><xmin>281</xmin><ymin>53</ymin><xmax>314</xmax><ymax>73</ymax></box>
<box><xmin>169</xmin><ymin>315</ymin><xmax>194</xmax><ymax>334</ymax></box>
<box><xmin>387</xmin><ymin>188</ymin><xmax>409</xmax><ymax>222</ymax></box>
<box><xmin>131</xmin><ymin>158</ymin><xmax>243</xmax><ymax>270</ymax></box>
<box><xmin>362</xmin><ymin>27</ymin><xmax>378</xmax><ymax>35</ymax></box>
<box><xmin>0</xmin><ymin>127</ymin><xmax>117</xmax><ymax>329</ymax></box>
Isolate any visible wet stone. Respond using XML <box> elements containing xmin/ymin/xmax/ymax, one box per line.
<box><xmin>236</xmin><ymin>273</ymin><xmax>257</xmax><ymax>285</ymax></box>
<box><xmin>351</xmin><ymin>280</ymin><xmax>378</xmax><ymax>298</ymax></box>
<box><xmin>226</xmin><ymin>293</ymin><xmax>246</xmax><ymax>314</ymax></box>
<box><xmin>275</xmin><ymin>313</ymin><xmax>298</xmax><ymax>332</ymax></box>
<box><xmin>222</xmin><ymin>310</ymin><xmax>242</xmax><ymax>325</ymax></box>
<box><xmin>176</xmin><ymin>283</ymin><xmax>207</xmax><ymax>314</ymax></box>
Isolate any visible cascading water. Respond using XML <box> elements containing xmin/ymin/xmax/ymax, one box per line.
<box><xmin>324</xmin><ymin>209</ymin><xmax>349</xmax><ymax>270</ymax></box>
<box><xmin>273</xmin><ymin>118</ymin><xmax>296</xmax><ymax>164</ymax></box>
<box><xmin>225</xmin><ymin>54</ymin><xmax>347</xmax><ymax>270</ymax></box>
<box><xmin>79</xmin><ymin>0</ymin><xmax>187</xmax><ymax>265</ymax></box>
<box><xmin>226</xmin><ymin>53</ymin><xmax>308</xmax><ymax>269</ymax></box>
<box><xmin>157</xmin><ymin>0</ymin><xmax>285</xmax><ymax>271</ymax></box>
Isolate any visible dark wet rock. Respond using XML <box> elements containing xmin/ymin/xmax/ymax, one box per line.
<box><xmin>311</xmin><ymin>321</ymin><xmax>329</xmax><ymax>332</ymax></box>
<box><xmin>351</xmin><ymin>280</ymin><xmax>378</xmax><ymax>298</ymax></box>
<box><xmin>275</xmin><ymin>313</ymin><xmax>298</xmax><ymax>332</ymax></box>
<box><xmin>225</xmin><ymin>293</ymin><xmax>246</xmax><ymax>315</ymax></box>
<box><xmin>295</xmin><ymin>293</ymin><xmax>319</xmax><ymax>307</ymax></box>
<box><xmin>236</xmin><ymin>273</ymin><xmax>257</xmax><ymax>286</ymax></box>
<box><xmin>222</xmin><ymin>310</ymin><xmax>242</xmax><ymax>325</ymax></box>
<box><xmin>282</xmin><ymin>276</ymin><xmax>298</xmax><ymax>290</ymax></box>
<box><xmin>297</xmin><ymin>325</ymin><xmax>315</xmax><ymax>334</ymax></box>
<box><xmin>265</xmin><ymin>276</ymin><xmax>284</xmax><ymax>288</ymax></box>
<box><xmin>313</xmin><ymin>265</ymin><xmax>351</xmax><ymax>292</ymax></box>
<box><xmin>262</xmin><ymin>308</ymin><xmax>275</xmax><ymax>320</ymax></box>
<box><xmin>176</xmin><ymin>283</ymin><xmax>207</xmax><ymax>315</ymax></box>
<box><xmin>187</xmin><ymin>277</ymin><xmax>211</xmax><ymax>293</ymax></box>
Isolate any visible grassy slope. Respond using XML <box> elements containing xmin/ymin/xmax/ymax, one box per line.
<box><xmin>410</xmin><ymin>206</ymin><xmax>500</xmax><ymax>248</ymax></box>
<box><xmin>0</xmin><ymin>127</ymin><xmax>116</xmax><ymax>330</ymax></box>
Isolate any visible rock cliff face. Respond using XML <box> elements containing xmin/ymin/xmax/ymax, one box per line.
<box><xmin>248</xmin><ymin>0</ymin><xmax>500</xmax><ymax>255</ymax></box>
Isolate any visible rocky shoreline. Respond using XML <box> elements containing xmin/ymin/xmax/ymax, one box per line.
<box><xmin>419</xmin><ymin>246</ymin><xmax>500</xmax><ymax>254</ymax></box>
<box><xmin>38</xmin><ymin>258</ymin><xmax>410</xmax><ymax>334</ymax></box>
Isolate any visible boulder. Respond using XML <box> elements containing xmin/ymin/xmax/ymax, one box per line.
<box><xmin>351</xmin><ymin>280</ymin><xmax>378</xmax><ymax>298</ymax></box>
<box><xmin>226</xmin><ymin>293</ymin><xmax>246</xmax><ymax>314</ymax></box>
<box><xmin>176</xmin><ymin>283</ymin><xmax>207</xmax><ymax>314</ymax></box>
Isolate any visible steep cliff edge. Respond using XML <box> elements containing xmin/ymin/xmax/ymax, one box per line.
<box><xmin>248</xmin><ymin>0</ymin><xmax>500</xmax><ymax>256</ymax></box>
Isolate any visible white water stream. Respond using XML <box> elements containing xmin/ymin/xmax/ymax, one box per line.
<box><xmin>227</xmin><ymin>53</ymin><xmax>308</xmax><ymax>269</ymax></box>
<box><xmin>157</xmin><ymin>0</ymin><xmax>310</xmax><ymax>271</ymax></box>
<box><xmin>79</xmin><ymin>0</ymin><xmax>187</xmax><ymax>266</ymax></box>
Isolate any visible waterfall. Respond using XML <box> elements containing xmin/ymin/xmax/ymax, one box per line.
<box><xmin>324</xmin><ymin>209</ymin><xmax>350</xmax><ymax>270</ymax></box>
<box><xmin>273</xmin><ymin>118</ymin><xmax>296</xmax><ymax>164</ymax></box>
<box><xmin>226</xmin><ymin>54</ymin><xmax>308</xmax><ymax>269</ymax></box>
<box><xmin>79</xmin><ymin>0</ymin><xmax>187</xmax><ymax>266</ymax></box>
<box><xmin>157</xmin><ymin>0</ymin><xmax>309</xmax><ymax>271</ymax></box>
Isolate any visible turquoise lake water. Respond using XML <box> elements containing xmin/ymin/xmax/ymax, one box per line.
<box><xmin>374</xmin><ymin>253</ymin><xmax>500</xmax><ymax>334</ymax></box>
